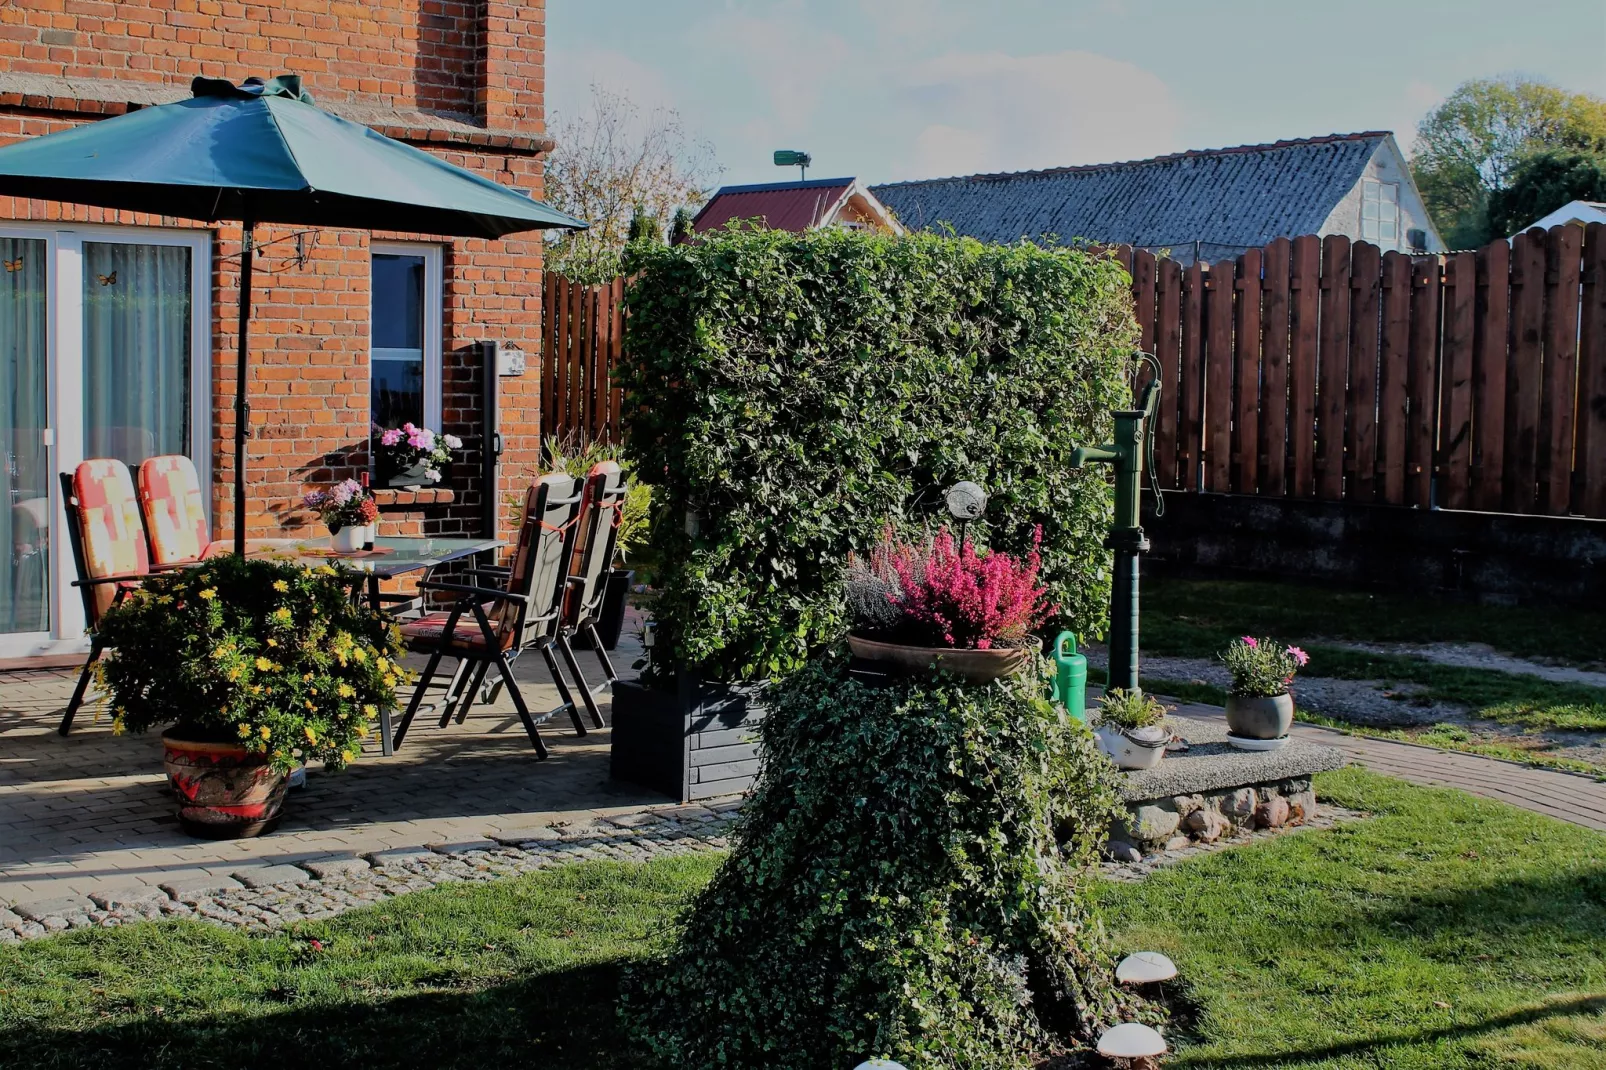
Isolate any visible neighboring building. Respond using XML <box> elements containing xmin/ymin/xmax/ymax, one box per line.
<box><xmin>1512</xmin><ymin>199</ymin><xmax>1606</xmax><ymax>235</ymax></box>
<box><xmin>691</xmin><ymin>177</ymin><xmax>903</xmax><ymax>236</ymax></box>
<box><xmin>0</xmin><ymin>3</ymin><xmax>554</xmax><ymax>659</ymax></box>
<box><xmin>872</xmin><ymin>132</ymin><xmax>1444</xmax><ymax>263</ymax></box>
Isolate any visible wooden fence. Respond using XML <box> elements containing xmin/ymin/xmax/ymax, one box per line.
<box><xmin>540</xmin><ymin>273</ymin><xmax>625</xmax><ymax>445</ymax></box>
<box><xmin>1121</xmin><ymin>223</ymin><xmax>1606</xmax><ymax>519</ymax></box>
<box><xmin>540</xmin><ymin>225</ymin><xmax>1606</xmax><ymax>519</ymax></box>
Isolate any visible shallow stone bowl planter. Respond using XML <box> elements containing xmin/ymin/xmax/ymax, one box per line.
<box><xmin>1094</xmin><ymin>724</ymin><xmax>1170</xmax><ymax>770</ymax></box>
<box><xmin>161</xmin><ymin>730</ymin><xmax>288</xmax><ymax>839</ymax></box>
<box><xmin>1225</xmin><ymin>692</ymin><xmax>1294</xmax><ymax>749</ymax></box>
<box><xmin>846</xmin><ymin>634</ymin><xmax>1035</xmax><ymax>683</ymax></box>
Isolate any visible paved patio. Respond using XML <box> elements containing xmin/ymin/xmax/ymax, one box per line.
<box><xmin>0</xmin><ymin>622</ymin><xmax>679</xmax><ymax>906</ymax></box>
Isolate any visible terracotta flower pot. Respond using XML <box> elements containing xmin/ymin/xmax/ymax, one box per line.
<box><xmin>161</xmin><ymin>729</ymin><xmax>288</xmax><ymax>839</ymax></box>
<box><xmin>846</xmin><ymin>634</ymin><xmax>1036</xmax><ymax>683</ymax></box>
<box><xmin>1225</xmin><ymin>692</ymin><xmax>1295</xmax><ymax>740</ymax></box>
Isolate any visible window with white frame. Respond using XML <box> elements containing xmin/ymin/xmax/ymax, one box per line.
<box><xmin>1361</xmin><ymin>179</ymin><xmax>1400</xmax><ymax>247</ymax></box>
<box><xmin>369</xmin><ymin>242</ymin><xmax>442</xmax><ymax>449</ymax></box>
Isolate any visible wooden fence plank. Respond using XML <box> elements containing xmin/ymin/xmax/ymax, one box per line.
<box><xmin>1540</xmin><ymin>225</ymin><xmax>1582</xmax><ymax>514</ymax></box>
<box><xmin>1205</xmin><ymin>258</ymin><xmax>1235</xmax><ymax>492</ymax></box>
<box><xmin>1377</xmin><ymin>251</ymin><xmax>1412</xmax><ymax>505</ymax></box>
<box><xmin>1289</xmin><ymin>235</ymin><xmax>1320</xmax><ymax>497</ymax></box>
<box><xmin>585</xmin><ymin>284</ymin><xmax>602</xmax><ymax>438</ymax></box>
<box><xmin>1180</xmin><ymin>260</ymin><xmax>1205</xmax><ymax>491</ymax></box>
<box><xmin>1580</xmin><ymin>223</ymin><xmax>1606</xmax><ymax>518</ymax></box>
<box><xmin>1259</xmin><ymin>238</ymin><xmax>1291</xmax><ymax>497</ymax></box>
<box><xmin>1133</xmin><ymin>248</ymin><xmax>1157</xmax><ymax>358</ymax></box>
<box><xmin>567</xmin><ymin>275</ymin><xmax>585</xmax><ymax>442</ymax></box>
<box><xmin>1471</xmin><ymin>240</ymin><xmax>1510</xmax><ymax>511</ymax></box>
<box><xmin>1153</xmin><ymin>256</ymin><xmax>1182</xmax><ymax>488</ymax></box>
<box><xmin>1316</xmin><ymin>235</ymin><xmax>1351</xmax><ymax>500</ymax></box>
<box><xmin>1346</xmin><ymin>241</ymin><xmax>1382</xmax><ymax>502</ymax></box>
<box><xmin>1232</xmin><ymin>249</ymin><xmax>1262</xmax><ymax>493</ymax></box>
<box><xmin>1406</xmin><ymin>257</ymin><xmax>1442</xmax><ymax>508</ymax></box>
<box><xmin>1439</xmin><ymin>252</ymin><xmax>1477</xmax><ymax>510</ymax></box>
<box><xmin>610</xmin><ymin>275</ymin><xmax>626</xmax><ymax>442</ymax></box>
<box><xmin>1505</xmin><ymin>230</ymin><xmax>1546</xmax><ymax>512</ymax></box>
<box><xmin>541</xmin><ymin>273</ymin><xmax>558</xmax><ymax>441</ymax></box>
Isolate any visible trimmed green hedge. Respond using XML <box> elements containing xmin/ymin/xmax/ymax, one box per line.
<box><xmin>619</xmin><ymin>660</ymin><xmax>1126</xmax><ymax>1068</ymax></box>
<box><xmin>620</xmin><ymin>227</ymin><xmax>1135</xmax><ymax>681</ymax></box>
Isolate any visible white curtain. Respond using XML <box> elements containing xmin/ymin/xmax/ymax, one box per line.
<box><xmin>1</xmin><ymin>237</ymin><xmax>48</xmax><ymax>634</ymax></box>
<box><xmin>82</xmin><ymin>241</ymin><xmax>192</xmax><ymax>469</ymax></box>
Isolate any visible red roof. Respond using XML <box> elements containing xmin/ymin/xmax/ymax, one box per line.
<box><xmin>692</xmin><ymin>178</ymin><xmax>855</xmax><ymax>234</ymax></box>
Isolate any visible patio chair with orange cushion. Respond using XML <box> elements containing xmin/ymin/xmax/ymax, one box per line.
<box><xmin>57</xmin><ymin>458</ymin><xmax>152</xmax><ymax>735</ymax></box>
<box><xmin>136</xmin><ymin>454</ymin><xmax>227</xmax><ymax>566</ymax></box>
<box><xmin>389</xmin><ymin>472</ymin><xmax>588</xmax><ymax>756</ymax></box>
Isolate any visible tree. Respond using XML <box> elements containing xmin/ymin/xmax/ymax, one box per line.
<box><xmin>626</xmin><ymin>204</ymin><xmax>663</xmax><ymax>244</ymax></box>
<box><xmin>1410</xmin><ymin>76</ymin><xmax>1606</xmax><ymax>247</ymax></box>
<box><xmin>669</xmin><ymin>206</ymin><xmax>695</xmax><ymax>245</ymax></box>
<box><xmin>1486</xmin><ymin>151</ymin><xmax>1606</xmax><ymax>236</ymax></box>
<box><xmin>542</xmin><ymin>86</ymin><xmax>719</xmax><ymax>282</ymax></box>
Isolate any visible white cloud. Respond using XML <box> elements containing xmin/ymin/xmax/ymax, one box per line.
<box><xmin>893</xmin><ymin>50</ymin><xmax>1182</xmax><ymax>180</ymax></box>
<box><xmin>547</xmin><ymin>46</ymin><xmax>679</xmax><ymax>126</ymax></box>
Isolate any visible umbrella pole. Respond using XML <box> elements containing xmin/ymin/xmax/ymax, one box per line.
<box><xmin>233</xmin><ymin>218</ymin><xmax>254</xmax><ymax>556</ymax></box>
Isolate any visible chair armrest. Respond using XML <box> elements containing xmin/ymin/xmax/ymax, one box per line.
<box><xmin>417</xmin><ymin>580</ymin><xmax>528</xmax><ymax>605</ymax></box>
<box><xmin>149</xmin><ymin>561</ymin><xmax>194</xmax><ymax>573</ymax></box>
<box><xmin>461</xmin><ymin>567</ymin><xmax>510</xmax><ymax>582</ymax></box>
<box><xmin>71</xmin><ymin>573</ymin><xmax>143</xmax><ymax>589</ymax></box>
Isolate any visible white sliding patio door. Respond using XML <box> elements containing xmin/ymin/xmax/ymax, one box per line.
<box><xmin>0</xmin><ymin>225</ymin><xmax>209</xmax><ymax>659</ymax></box>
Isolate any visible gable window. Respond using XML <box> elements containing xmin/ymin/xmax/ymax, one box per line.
<box><xmin>1361</xmin><ymin>179</ymin><xmax>1400</xmax><ymax>247</ymax></box>
<box><xmin>370</xmin><ymin>242</ymin><xmax>442</xmax><ymax>450</ymax></box>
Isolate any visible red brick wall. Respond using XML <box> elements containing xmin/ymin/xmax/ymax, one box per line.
<box><xmin>0</xmin><ymin>0</ymin><xmax>551</xmax><ymax>547</ymax></box>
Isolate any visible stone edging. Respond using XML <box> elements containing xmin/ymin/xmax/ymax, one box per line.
<box><xmin>1100</xmin><ymin>804</ymin><xmax>1369</xmax><ymax>882</ymax></box>
<box><xmin>0</xmin><ymin>803</ymin><xmax>739</xmax><ymax>944</ymax></box>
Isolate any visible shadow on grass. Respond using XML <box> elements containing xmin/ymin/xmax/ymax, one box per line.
<box><xmin>0</xmin><ymin>961</ymin><xmax>645</xmax><ymax>1070</ymax></box>
<box><xmin>1179</xmin><ymin>994</ymin><xmax>1606</xmax><ymax>1068</ymax></box>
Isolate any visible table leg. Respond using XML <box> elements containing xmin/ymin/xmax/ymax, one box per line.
<box><xmin>379</xmin><ymin>702</ymin><xmax>395</xmax><ymax>757</ymax></box>
<box><xmin>367</xmin><ymin>574</ymin><xmax>381</xmax><ymax>613</ymax></box>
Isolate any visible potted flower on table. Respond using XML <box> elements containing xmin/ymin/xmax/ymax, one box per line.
<box><xmin>843</xmin><ymin>525</ymin><xmax>1051</xmax><ymax>682</ymax></box>
<box><xmin>304</xmin><ymin>479</ymin><xmax>378</xmax><ymax>553</ymax></box>
<box><xmin>1220</xmin><ymin>636</ymin><xmax>1310</xmax><ymax>750</ymax></box>
<box><xmin>1092</xmin><ymin>688</ymin><xmax>1171</xmax><ymax>770</ymax></box>
<box><xmin>92</xmin><ymin>555</ymin><xmax>408</xmax><ymax>838</ymax></box>
<box><xmin>375</xmin><ymin>422</ymin><xmax>461</xmax><ymax>489</ymax></box>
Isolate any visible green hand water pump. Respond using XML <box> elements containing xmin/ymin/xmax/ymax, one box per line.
<box><xmin>1068</xmin><ymin>353</ymin><xmax>1165</xmax><ymax>696</ymax></box>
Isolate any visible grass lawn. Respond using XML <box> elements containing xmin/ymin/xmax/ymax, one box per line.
<box><xmin>3</xmin><ymin>770</ymin><xmax>1603</xmax><ymax>1068</ymax></box>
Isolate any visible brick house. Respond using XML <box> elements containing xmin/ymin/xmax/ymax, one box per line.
<box><xmin>0</xmin><ymin>2</ymin><xmax>558</xmax><ymax>659</ymax></box>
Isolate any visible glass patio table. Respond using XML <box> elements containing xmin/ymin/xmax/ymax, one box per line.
<box><xmin>240</xmin><ymin>535</ymin><xmax>505</xmax><ymax>613</ymax></box>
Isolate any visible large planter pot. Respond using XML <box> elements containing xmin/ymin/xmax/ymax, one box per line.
<box><xmin>846</xmin><ymin>634</ymin><xmax>1035</xmax><ymax>683</ymax></box>
<box><xmin>610</xmin><ymin>674</ymin><xmax>767</xmax><ymax>803</ymax></box>
<box><xmin>1094</xmin><ymin>725</ymin><xmax>1170</xmax><ymax>770</ymax></box>
<box><xmin>161</xmin><ymin>729</ymin><xmax>288</xmax><ymax>839</ymax></box>
<box><xmin>1225</xmin><ymin>692</ymin><xmax>1295</xmax><ymax>744</ymax></box>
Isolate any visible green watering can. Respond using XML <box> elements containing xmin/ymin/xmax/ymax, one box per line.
<box><xmin>1052</xmin><ymin>631</ymin><xmax>1088</xmax><ymax>721</ymax></box>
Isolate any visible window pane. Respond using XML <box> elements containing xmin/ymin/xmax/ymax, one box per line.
<box><xmin>82</xmin><ymin>241</ymin><xmax>192</xmax><ymax>469</ymax></box>
<box><xmin>1381</xmin><ymin>183</ymin><xmax>1398</xmax><ymax>205</ymax></box>
<box><xmin>372</xmin><ymin>254</ymin><xmax>424</xmax><ymax>350</ymax></box>
<box><xmin>0</xmin><ymin>237</ymin><xmax>48</xmax><ymax>634</ymax></box>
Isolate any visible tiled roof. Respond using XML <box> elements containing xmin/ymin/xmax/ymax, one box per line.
<box><xmin>871</xmin><ymin>133</ymin><xmax>1391</xmax><ymax>254</ymax></box>
<box><xmin>692</xmin><ymin>177</ymin><xmax>855</xmax><ymax>234</ymax></box>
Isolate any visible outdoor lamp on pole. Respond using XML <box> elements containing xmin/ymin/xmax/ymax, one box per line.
<box><xmin>774</xmin><ymin>149</ymin><xmax>812</xmax><ymax>180</ymax></box>
<box><xmin>944</xmin><ymin>480</ymin><xmax>987</xmax><ymax>545</ymax></box>
<box><xmin>1069</xmin><ymin>353</ymin><xmax>1165</xmax><ymax>696</ymax></box>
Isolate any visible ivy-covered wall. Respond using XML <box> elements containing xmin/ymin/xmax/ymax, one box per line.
<box><xmin>620</xmin><ymin>228</ymin><xmax>1136</xmax><ymax>681</ymax></box>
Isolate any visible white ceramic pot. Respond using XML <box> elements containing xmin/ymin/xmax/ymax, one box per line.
<box><xmin>1095</xmin><ymin>725</ymin><xmax>1170</xmax><ymax>770</ymax></box>
<box><xmin>331</xmin><ymin>525</ymin><xmax>364</xmax><ymax>553</ymax></box>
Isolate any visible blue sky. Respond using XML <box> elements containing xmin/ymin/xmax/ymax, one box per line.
<box><xmin>548</xmin><ymin>0</ymin><xmax>1606</xmax><ymax>188</ymax></box>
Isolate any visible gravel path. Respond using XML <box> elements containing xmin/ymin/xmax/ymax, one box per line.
<box><xmin>1</xmin><ymin>804</ymin><xmax>736</xmax><ymax>944</ymax></box>
<box><xmin>1326</xmin><ymin>641</ymin><xmax>1606</xmax><ymax>687</ymax></box>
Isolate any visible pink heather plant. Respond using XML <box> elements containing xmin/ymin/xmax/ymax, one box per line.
<box><xmin>1220</xmin><ymin>636</ymin><xmax>1309</xmax><ymax>697</ymax></box>
<box><xmin>845</xmin><ymin>525</ymin><xmax>1053</xmax><ymax>649</ymax></box>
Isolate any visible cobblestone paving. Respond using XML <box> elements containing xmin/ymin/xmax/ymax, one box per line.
<box><xmin>0</xmin><ymin>803</ymin><xmax>739</xmax><ymax>942</ymax></box>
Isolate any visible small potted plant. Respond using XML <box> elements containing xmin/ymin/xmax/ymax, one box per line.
<box><xmin>92</xmin><ymin>555</ymin><xmax>408</xmax><ymax>838</ymax></box>
<box><xmin>375</xmin><ymin>422</ymin><xmax>461</xmax><ymax>488</ymax></box>
<box><xmin>843</xmin><ymin>525</ymin><xmax>1051</xmax><ymax>682</ymax></box>
<box><xmin>303</xmin><ymin>479</ymin><xmax>379</xmax><ymax>553</ymax></box>
<box><xmin>1092</xmin><ymin>688</ymin><xmax>1171</xmax><ymax>770</ymax></box>
<box><xmin>1220</xmin><ymin>636</ymin><xmax>1309</xmax><ymax>750</ymax></box>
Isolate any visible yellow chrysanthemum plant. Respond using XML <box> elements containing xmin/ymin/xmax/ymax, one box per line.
<box><xmin>92</xmin><ymin>554</ymin><xmax>409</xmax><ymax>773</ymax></box>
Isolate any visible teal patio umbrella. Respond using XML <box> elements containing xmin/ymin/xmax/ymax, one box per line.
<box><xmin>0</xmin><ymin>74</ymin><xmax>586</xmax><ymax>553</ymax></box>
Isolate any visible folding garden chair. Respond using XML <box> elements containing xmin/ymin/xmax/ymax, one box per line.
<box><xmin>57</xmin><ymin>459</ymin><xmax>154</xmax><ymax>735</ymax></box>
<box><xmin>389</xmin><ymin>472</ymin><xmax>587</xmax><ymax>756</ymax></box>
<box><xmin>551</xmin><ymin>460</ymin><xmax>628</xmax><ymax>728</ymax></box>
<box><xmin>136</xmin><ymin>454</ymin><xmax>229</xmax><ymax>566</ymax></box>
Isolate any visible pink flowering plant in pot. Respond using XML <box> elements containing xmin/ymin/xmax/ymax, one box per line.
<box><xmin>375</xmin><ymin>422</ymin><xmax>462</xmax><ymax>487</ymax></box>
<box><xmin>1219</xmin><ymin>636</ymin><xmax>1310</xmax><ymax>745</ymax></box>
<box><xmin>843</xmin><ymin>525</ymin><xmax>1054</xmax><ymax>681</ymax></box>
<box><xmin>303</xmin><ymin>479</ymin><xmax>378</xmax><ymax>535</ymax></box>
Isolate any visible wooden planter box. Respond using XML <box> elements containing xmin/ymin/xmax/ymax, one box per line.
<box><xmin>610</xmin><ymin>673</ymin><xmax>767</xmax><ymax>803</ymax></box>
